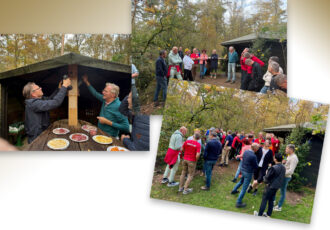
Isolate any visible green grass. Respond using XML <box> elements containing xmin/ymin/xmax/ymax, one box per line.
<box><xmin>150</xmin><ymin>162</ymin><xmax>314</xmax><ymax>224</ymax></box>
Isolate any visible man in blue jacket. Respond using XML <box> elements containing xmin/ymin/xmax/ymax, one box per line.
<box><xmin>200</xmin><ymin>131</ymin><xmax>222</xmax><ymax>191</ymax></box>
<box><xmin>23</xmin><ymin>79</ymin><xmax>71</xmax><ymax>144</ymax></box>
<box><xmin>231</xmin><ymin>143</ymin><xmax>259</xmax><ymax>208</ymax></box>
<box><xmin>154</xmin><ymin>50</ymin><xmax>168</xmax><ymax>107</ymax></box>
<box><xmin>82</xmin><ymin>74</ymin><xmax>129</xmax><ymax>137</ymax></box>
<box><xmin>225</xmin><ymin>46</ymin><xmax>238</xmax><ymax>84</ymax></box>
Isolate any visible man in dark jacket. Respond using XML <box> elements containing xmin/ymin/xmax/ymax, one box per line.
<box><xmin>23</xmin><ymin>79</ymin><xmax>71</xmax><ymax>143</ymax></box>
<box><xmin>245</xmin><ymin>58</ymin><xmax>264</xmax><ymax>92</ymax></box>
<box><xmin>248</xmin><ymin>139</ymin><xmax>274</xmax><ymax>195</ymax></box>
<box><xmin>120</xmin><ymin>92</ymin><xmax>150</xmax><ymax>151</ymax></box>
<box><xmin>154</xmin><ymin>50</ymin><xmax>168</xmax><ymax>106</ymax></box>
<box><xmin>254</xmin><ymin>153</ymin><xmax>285</xmax><ymax>217</ymax></box>
<box><xmin>201</xmin><ymin>131</ymin><xmax>222</xmax><ymax>191</ymax></box>
<box><xmin>231</xmin><ymin>143</ymin><xmax>259</xmax><ymax>208</ymax></box>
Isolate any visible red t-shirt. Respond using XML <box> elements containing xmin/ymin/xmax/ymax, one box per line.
<box><xmin>240</xmin><ymin>56</ymin><xmax>247</xmax><ymax>71</ymax></box>
<box><xmin>182</xmin><ymin>140</ymin><xmax>201</xmax><ymax>162</ymax></box>
<box><xmin>190</xmin><ymin>53</ymin><xmax>199</xmax><ymax>65</ymax></box>
<box><xmin>232</xmin><ymin>136</ymin><xmax>241</xmax><ymax>148</ymax></box>
<box><xmin>271</xmin><ymin>138</ymin><xmax>280</xmax><ymax>154</ymax></box>
<box><xmin>254</xmin><ymin>138</ymin><xmax>265</xmax><ymax>144</ymax></box>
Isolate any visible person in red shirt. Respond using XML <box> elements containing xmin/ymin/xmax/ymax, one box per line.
<box><xmin>271</xmin><ymin>134</ymin><xmax>280</xmax><ymax>155</ymax></box>
<box><xmin>221</xmin><ymin>132</ymin><xmax>226</xmax><ymax>145</ymax></box>
<box><xmin>190</xmin><ymin>48</ymin><xmax>200</xmax><ymax>80</ymax></box>
<box><xmin>241</xmin><ymin>52</ymin><xmax>265</xmax><ymax>90</ymax></box>
<box><xmin>254</xmin><ymin>132</ymin><xmax>265</xmax><ymax>144</ymax></box>
<box><xmin>230</xmin><ymin>132</ymin><xmax>242</xmax><ymax>159</ymax></box>
<box><xmin>178</xmin><ymin>132</ymin><xmax>201</xmax><ymax>195</ymax></box>
<box><xmin>240</xmin><ymin>48</ymin><xmax>249</xmax><ymax>89</ymax></box>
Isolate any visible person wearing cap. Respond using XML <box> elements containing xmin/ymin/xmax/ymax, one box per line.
<box><xmin>254</xmin><ymin>153</ymin><xmax>286</xmax><ymax>217</ymax></box>
<box><xmin>273</xmin><ymin>144</ymin><xmax>299</xmax><ymax>211</ymax></box>
<box><xmin>248</xmin><ymin>139</ymin><xmax>274</xmax><ymax>195</ymax></box>
<box><xmin>183</xmin><ymin>49</ymin><xmax>194</xmax><ymax>81</ymax></box>
<box><xmin>201</xmin><ymin>131</ymin><xmax>222</xmax><ymax>190</ymax></box>
<box><xmin>23</xmin><ymin>79</ymin><xmax>71</xmax><ymax>143</ymax></box>
<box><xmin>162</xmin><ymin>126</ymin><xmax>188</xmax><ymax>187</ymax></box>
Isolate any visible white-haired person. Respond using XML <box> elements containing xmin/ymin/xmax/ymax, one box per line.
<box><xmin>82</xmin><ymin>74</ymin><xmax>129</xmax><ymax>137</ymax></box>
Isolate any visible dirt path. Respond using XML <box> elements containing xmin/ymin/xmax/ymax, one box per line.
<box><xmin>195</xmin><ymin>72</ymin><xmax>242</xmax><ymax>89</ymax></box>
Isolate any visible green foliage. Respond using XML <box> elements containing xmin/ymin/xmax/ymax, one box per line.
<box><xmin>280</xmin><ymin>127</ymin><xmax>311</xmax><ymax>192</ymax></box>
<box><xmin>250</xmin><ymin>38</ymin><xmax>271</xmax><ymax>72</ymax></box>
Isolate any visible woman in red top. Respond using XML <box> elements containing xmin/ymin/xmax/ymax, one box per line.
<box><xmin>190</xmin><ymin>48</ymin><xmax>199</xmax><ymax>80</ymax></box>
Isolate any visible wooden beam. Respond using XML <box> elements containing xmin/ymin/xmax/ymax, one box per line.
<box><xmin>0</xmin><ymin>83</ymin><xmax>8</xmax><ymax>139</ymax></box>
<box><xmin>68</xmin><ymin>64</ymin><xmax>78</xmax><ymax>126</ymax></box>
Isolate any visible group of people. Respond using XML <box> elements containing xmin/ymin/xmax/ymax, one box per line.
<box><xmin>161</xmin><ymin>127</ymin><xmax>298</xmax><ymax>218</ymax></box>
<box><xmin>153</xmin><ymin>45</ymin><xmax>287</xmax><ymax>106</ymax></box>
<box><xmin>23</xmin><ymin>71</ymin><xmax>149</xmax><ymax>151</ymax></box>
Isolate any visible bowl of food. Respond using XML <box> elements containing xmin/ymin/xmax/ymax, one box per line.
<box><xmin>107</xmin><ymin>146</ymin><xmax>129</xmax><ymax>151</ymax></box>
<box><xmin>69</xmin><ymin>133</ymin><xmax>89</xmax><ymax>142</ymax></box>
<box><xmin>47</xmin><ymin>138</ymin><xmax>70</xmax><ymax>150</ymax></box>
<box><xmin>92</xmin><ymin>135</ymin><xmax>113</xmax><ymax>145</ymax></box>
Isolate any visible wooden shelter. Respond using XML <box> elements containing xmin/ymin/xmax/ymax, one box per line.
<box><xmin>0</xmin><ymin>53</ymin><xmax>131</xmax><ymax>141</ymax></box>
<box><xmin>263</xmin><ymin>122</ymin><xmax>326</xmax><ymax>187</ymax></box>
<box><xmin>221</xmin><ymin>32</ymin><xmax>287</xmax><ymax>73</ymax></box>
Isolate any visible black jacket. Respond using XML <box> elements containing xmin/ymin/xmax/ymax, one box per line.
<box><xmin>25</xmin><ymin>87</ymin><xmax>68</xmax><ymax>143</ymax></box>
<box><xmin>203</xmin><ymin>139</ymin><xmax>222</xmax><ymax>161</ymax></box>
<box><xmin>248</xmin><ymin>62</ymin><xmax>264</xmax><ymax>92</ymax></box>
<box><xmin>155</xmin><ymin>56</ymin><xmax>167</xmax><ymax>77</ymax></box>
<box><xmin>264</xmin><ymin>163</ymin><xmax>286</xmax><ymax>189</ymax></box>
<box><xmin>256</xmin><ymin>147</ymin><xmax>274</xmax><ymax>170</ymax></box>
<box><xmin>210</xmin><ymin>54</ymin><xmax>218</xmax><ymax>69</ymax></box>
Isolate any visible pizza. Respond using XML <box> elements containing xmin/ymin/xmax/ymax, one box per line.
<box><xmin>107</xmin><ymin>146</ymin><xmax>129</xmax><ymax>151</ymax></box>
<box><xmin>47</xmin><ymin>138</ymin><xmax>69</xmax><ymax>150</ymax></box>
<box><xmin>81</xmin><ymin>125</ymin><xmax>97</xmax><ymax>133</ymax></box>
<box><xmin>69</xmin><ymin>133</ymin><xmax>89</xmax><ymax>142</ymax></box>
<box><xmin>92</xmin><ymin>135</ymin><xmax>113</xmax><ymax>145</ymax></box>
<box><xmin>52</xmin><ymin>128</ymin><xmax>70</xmax><ymax>135</ymax></box>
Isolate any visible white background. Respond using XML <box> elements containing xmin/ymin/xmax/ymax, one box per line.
<box><xmin>1</xmin><ymin>0</ymin><xmax>330</xmax><ymax>229</ymax></box>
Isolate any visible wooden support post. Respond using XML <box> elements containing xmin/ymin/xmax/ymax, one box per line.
<box><xmin>0</xmin><ymin>83</ymin><xmax>8</xmax><ymax>139</ymax></box>
<box><xmin>68</xmin><ymin>64</ymin><xmax>78</xmax><ymax>126</ymax></box>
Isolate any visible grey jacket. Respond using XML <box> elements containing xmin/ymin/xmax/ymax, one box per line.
<box><xmin>25</xmin><ymin>87</ymin><xmax>67</xmax><ymax>144</ymax></box>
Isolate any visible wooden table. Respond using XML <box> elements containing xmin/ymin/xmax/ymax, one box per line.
<box><xmin>24</xmin><ymin>119</ymin><xmax>125</xmax><ymax>151</ymax></box>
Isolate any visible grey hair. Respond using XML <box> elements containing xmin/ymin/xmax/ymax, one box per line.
<box><xmin>269</xmin><ymin>56</ymin><xmax>280</xmax><ymax>63</ymax></box>
<box><xmin>22</xmin><ymin>82</ymin><xmax>35</xmax><ymax>99</ymax></box>
<box><xmin>287</xmin><ymin>144</ymin><xmax>295</xmax><ymax>152</ymax></box>
<box><xmin>105</xmin><ymin>83</ymin><xmax>120</xmax><ymax>98</ymax></box>
<box><xmin>159</xmin><ymin>50</ymin><xmax>166</xmax><ymax>56</ymax></box>
<box><xmin>269</xmin><ymin>61</ymin><xmax>280</xmax><ymax>73</ymax></box>
<box><xmin>245</xmin><ymin>58</ymin><xmax>253</xmax><ymax>65</ymax></box>
<box><xmin>274</xmin><ymin>74</ymin><xmax>287</xmax><ymax>86</ymax></box>
<box><xmin>210</xmin><ymin>131</ymin><xmax>218</xmax><ymax>137</ymax></box>
<box><xmin>243</xmin><ymin>52</ymin><xmax>251</xmax><ymax>58</ymax></box>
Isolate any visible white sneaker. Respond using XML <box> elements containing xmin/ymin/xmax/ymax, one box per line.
<box><xmin>253</xmin><ymin>211</ymin><xmax>258</xmax><ymax>216</ymax></box>
<box><xmin>273</xmin><ymin>205</ymin><xmax>282</xmax><ymax>211</ymax></box>
<box><xmin>167</xmin><ymin>181</ymin><xmax>179</xmax><ymax>187</ymax></box>
<box><xmin>178</xmin><ymin>187</ymin><xmax>184</xmax><ymax>192</ymax></box>
<box><xmin>183</xmin><ymin>188</ymin><xmax>193</xmax><ymax>195</ymax></box>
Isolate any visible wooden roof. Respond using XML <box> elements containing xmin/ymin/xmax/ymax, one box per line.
<box><xmin>0</xmin><ymin>52</ymin><xmax>130</xmax><ymax>81</ymax></box>
<box><xmin>221</xmin><ymin>32</ymin><xmax>287</xmax><ymax>46</ymax></box>
<box><xmin>263</xmin><ymin>122</ymin><xmax>326</xmax><ymax>133</ymax></box>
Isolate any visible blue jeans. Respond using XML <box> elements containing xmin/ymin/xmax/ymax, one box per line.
<box><xmin>153</xmin><ymin>76</ymin><xmax>167</xmax><ymax>102</ymax></box>
<box><xmin>227</xmin><ymin>63</ymin><xmax>236</xmax><ymax>81</ymax></box>
<box><xmin>204</xmin><ymin>160</ymin><xmax>217</xmax><ymax>188</ymax></box>
<box><xmin>277</xmin><ymin>177</ymin><xmax>291</xmax><ymax>207</ymax></box>
<box><xmin>232</xmin><ymin>170</ymin><xmax>253</xmax><ymax>204</ymax></box>
<box><xmin>234</xmin><ymin>160</ymin><xmax>242</xmax><ymax>179</ymax></box>
<box><xmin>260</xmin><ymin>86</ymin><xmax>269</xmax><ymax>94</ymax></box>
<box><xmin>200</xmin><ymin>64</ymin><xmax>205</xmax><ymax>78</ymax></box>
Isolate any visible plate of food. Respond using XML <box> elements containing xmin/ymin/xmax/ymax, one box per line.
<box><xmin>81</xmin><ymin>124</ymin><xmax>97</xmax><ymax>133</ymax></box>
<box><xmin>47</xmin><ymin>138</ymin><xmax>70</xmax><ymax>150</ymax></box>
<box><xmin>92</xmin><ymin>135</ymin><xmax>113</xmax><ymax>145</ymax></box>
<box><xmin>69</xmin><ymin>133</ymin><xmax>89</xmax><ymax>142</ymax></box>
<box><xmin>107</xmin><ymin>146</ymin><xmax>129</xmax><ymax>152</ymax></box>
<box><xmin>52</xmin><ymin>127</ymin><xmax>70</xmax><ymax>135</ymax></box>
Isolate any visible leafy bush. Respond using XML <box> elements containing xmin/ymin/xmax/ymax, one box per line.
<box><xmin>250</xmin><ymin>38</ymin><xmax>271</xmax><ymax>73</ymax></box>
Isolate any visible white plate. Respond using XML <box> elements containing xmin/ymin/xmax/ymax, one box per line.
<box><xmin>52</xmin><ymin>127</ymin><xmax>70</xmax><ymax>135</ymax></box>
<box><xmin>81</xmin><ymin>125</ymin><xmax>97</xmax><ymax>133</ymax></box>
<box><xmin>47</xmin><ymin>138</ymin><xmax>70</xmax><ymax>150</ymax></box>
<box><xmin>107</xmin><ymin>146</ymin><xmax>129</xmax><ymax>152</ymax></box>
<box><xmin>69</xmin><ymin>133</ymin><xmax>89</xmax><ymax>142</ymax></box>
<box><xmin>92</xmin><ymin>135</ymin><xmax>113</xmax><ymax>145</ymax></box>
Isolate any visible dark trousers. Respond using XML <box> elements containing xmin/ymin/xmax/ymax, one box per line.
<box><xmin>183</xmin><ymin>69</ymin><xmax>193</xmax><ymax>81</ymax></box>
<box><xmin>241</xmin><ymin>73</ymin><xmax>251</xmax><ymax>90</ymax></box>
<box><xmin>241</xmin><ymin>70</ymin><xmax>246</xmax><ymax>86</ymax></box>
<box><xmin>258</xmin><ymin>186</ymin><xmax>278</xmax><ymax>216</ymax></box>
<box><xmin>131</xmin><ymin>83</ymin><xmax>140</xmax><ymax>113</ymax></box>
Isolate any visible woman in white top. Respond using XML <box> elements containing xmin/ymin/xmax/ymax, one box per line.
<box><xmin>183</xmin><ymin>49</ymin><xmax>195</xmax><ymax>81</ymax></box>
